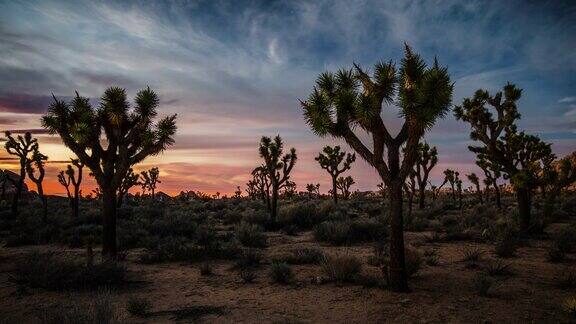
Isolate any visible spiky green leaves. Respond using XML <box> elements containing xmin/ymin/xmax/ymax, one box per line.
<box><xmin>258</xmin><ymin>135</ymin><xmax>297</xmax><ymax>187</ymax></box>
<box><xmin>316</xmin><ymin>145</ymin><xmax>356</xmax><ymax>176</ymax></box>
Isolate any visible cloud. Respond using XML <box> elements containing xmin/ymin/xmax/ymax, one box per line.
<box><xmin>559</xmin><ymin>97</ymin><xmax>576</xmax><ymax>103</ymax></box>
<box><xmin>0</xmin><ymin>93</ymin><xmax>54</xmax><ymax>114</ymax></box>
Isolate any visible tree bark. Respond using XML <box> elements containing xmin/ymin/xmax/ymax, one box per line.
<box><xmin>387</xmin><ymin>181</ymin><xmax>408</xmax><ymax>292</ymax></box>
<box><xmin>101</xmin><ymin>189</ymin><xmax>118</xmax><ymax>257</ymax></box>
<box><xmin>270</xmin><ymin>184</ymin><xmax>278</xmax><ymax>222</ymax></box>
<box><xmin>418</xmin><ymin>184</ymin><xmax>425</xmax><ymax>209</ymax></box>
<box><xmin>11</xmin><ymin>167</ymin><xmax>26</xmax><ymax>217</ymax></box>
<box><xmin>517</xmin><ymin>187</ymin><xmax>531</xmax><ymax>234</ymax></box>
<box><xmin>494</xmin><ymin>183</ymin><xmax>501</xmax><ymax>209</ymax></box>
<box><xmin>475</xmin><ymin>184</ymin><xmax>483</xmax><ymax>204</ymax></box>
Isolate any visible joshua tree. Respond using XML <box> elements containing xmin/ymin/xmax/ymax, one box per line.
<box><xmin>245</xmin><ymin>178</ymin><xmax>259</xmax><ymax>200</ymax></box>
<box><xmin>258</xmin><ymin>136</ymin><xmax>297</xmax><ymax>222</ymax></box>
<box><xmin>25</xmin><ymin>147</ymin><xmax>48</xmax><ymax>224</ymax></box>
<box><xmin>0</xmin><ymin>170</ymin><xmax>8</xmax><ymax>202</ymax></box>
<box><xmin>336</xmin><ymin>175</ymin><xmax>355</xmax><ymax>199</ymax></box>
<box><xmin>316</xmin><ymin>145</ymin><xmax>356</xmax><ymax>204</ymax></box>
<box><xmin>377</xmin><ymin>183</ymin><xmax>386</xmax><ymax>198</ymax></box>
<box><xmin>455</xmin><ymin>177</ymin><xmax>463</xmax><ymax>209</ymax></box>
<box><xmin>454</xmin><ymin>83</ymin><xmax>551</xmax><ymax>233</ymax></box>
<box><xmin>306</xmin><ymin>183</ymin><xmax>320</xmax><ymax>198</ymax></box>
<box><xmin>57</xmin><ymin>159</ymin><xmax>84</xmax><ymax>218</ymax></box>
<box><xmin>403</xmin><ymin>170</ymin><xmax>417</xmax><ymax>218</ymax></box>
<box><xmin>301</xmin><ymin>46</ymin><xmax>453</xmax><ymax>291</ymax></box>
<box><xmin>42</xmin><ymin>87</ymin><xmax>177</xmax><ymax>257</ymax></box>
<box><xmin>140</xmin><ymin>167</ymin><xmax>161</xmax><ymax>199</ymax></box>
<box><xmin>251</xmin><ymin>166</ymin><xmax>271</xmax><ymax>209</ymax></box>
<box><xmin>441</xmin><ymin>169</ymin><xmax>459</xmax><ymax>202</ymax></box>
<box><xmin>282</xmin><ymin>180</ymin><xmax>297</xmax><ymax>199</ymax></box>
<box><xmin>477</xmin><ymin>157</ymin><xmax>502</xmax><ymax>209</ymax></box>
<box><xmin>234</xmin><ymin>186</ymin><xmax>242</xmax><ymax>199</ymax></box>
<box><xmin>466</xmin><ymin>173</ymin><xmax>483</xmax><ymax>204</ymax></box>
<box><xmin>4</xmin><ymin>131</ymin><xmax>38</xmax><ymax>217</ymax></box>
<box><xmin>117</xmin><ymin>168</ymin><xmax>139</xmax><ymax>208</ymax></box>
<box><xmin>539</xmin><ymin>153</ymin><xmax>576</xmax><ymax>220</ymax></box>
<box><xmin>414</xmin><ymin>142</ymin><xmax>438</xmax><ymax>209</ymax></box>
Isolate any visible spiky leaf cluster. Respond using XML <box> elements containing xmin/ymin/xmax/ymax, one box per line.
<box><xmin>316</xmin><ymin>145</ymin><xmax>356</xmax><ymax>177</ymax></box>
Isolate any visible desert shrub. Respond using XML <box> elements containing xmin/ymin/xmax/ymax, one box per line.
<box><xmin>494</xmin><ymin>227</ymin><xmax>518</xmax><ymax>258</ymax></box>
<box><xmin>126</xmin><ymin>297</ymin><xmax>152</xmax><ymax>318</ymax></box>
<box><xmin>405</xmin><ymin>247</ymin><xmax>423</xmax><ymax>278</ymax></box>
<box><xmin>241</xmin><ymin>209</ymin><xmax>270</xmax><ymax>227</ymax></box>
<box><xmin>563</xmin><ymin>297</ymin><xmax>576</xmax><ymax>318</ymax></box>
<box><xmin>472</xmin><ymin>273</ymin><xmax>493</xmax><ymax>297</ymax></box>
<box><xmin>554</xmin><ymin>227</ymin><xmax>576</xmax><ymax>254</ymax></box>
<box><xmin>423</xmin><ymin>249</ymin><xmax>439</xmax><ymax>266</ymax></box>
<box><xmin>276</xmin><ymin>248</ymin><xmax>325</xmax><ymax>265</ymax></box>
<box><xmin>269</xmin><ymin>262</ymin><xmax>294</xmax><ymax>284</ymax></box>
<box><xmin>148</xmin><ymin>212</ymin><xmax>197</xmax><ymax>238</ymax></box>
<box><xmin>14</xmin><ymin>251</ymin><xmax>127</xmax><ymax>291</ymax></box>
<box><xmin>356</xmin><ymin>274</ymin><xmax>381</xmax><ymax>288</ymax></box>
<box><xmin>239</xmin><ymin>269</ymin><xmax>257</xmax><ymax>283</ymax></box>
<box><xmin>320</xmin><ymin>254</ymin><xmax>362</xmax><ymax>283</ymax></box>
<box><xmin>195</xmin><ymin>224</ymin><xmax>219</xmax><ymax>250</ymax></box>
<box><xmin>235</xmin><ymin>222</ymin><xmax>267</xmax><ymax>248</ymax></box>
<box><xmin>547</xmin><ymin>244</ymin><xmax>566</xmax><ymax>263</ymax></box>
<box><xmin>314</xmin><ymin>221</ymin><xmax>349</xmax><ymax>245</ymax></box>
<box><xmin>278</xmin><ymin>202</ymin><xmax>325</xmax><ymax>230</ymax></box>
<box><xmin>139</xmin><ymin>236</ymin><xmax>199</xmax><ymax>263</ymax></box>
<box><xmin>38</xmin><ymin>289</ymin><xmax>118</xmax><ymax>324</ymax></box>
<box><xmin>461</xmin><ymin>246</ymin><xmax>483</xmax><ymax>268</ymax></box>
<box><xmin>486</xmin><ymin>260</ymin><xmax>513</xmax><ymax>276</ymax></box>
<box><xmin>232</xmin><ymin>249</ymin><xmax>263</xmax><ymax>270</ymax></box>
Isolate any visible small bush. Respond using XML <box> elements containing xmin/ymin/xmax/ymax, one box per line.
<box><xmin>278</xmin><ymin>248</ymin><xmax>325</xmax><ymax>265</ymax></box>
<box><xmin>239</xmin><ymin>269</ymin><xmax>257</xmax><ymax>283</ymax></box>
<box><xmin>320</xmin><ymin>254</ymin><xmax>362</xmax><ymax>283</ymax></box>
<box><xmin>564</xmin><ymin>297</ymin><xmax>576</xmax><ymax>318</ymax></box>
<box><xmin>405</xmin><ymin>247</ymin><xmax>423</xmax><ymax>278</ymax></box>
<box><xmin>314</xmin><ymin>221</ymin><xmax>349</xmax><ymax>245</ymax></box>
<box><xmin>494</xmin><ymin>229</ymin><xmax>518</xmax><ymax>258</ymax></box>
<box><xmin>472</xmin><ymin>273</ymin><xmax>493</xmax><ymax>297</ymax></box>
<box><xmin>232</xmin><ymin>249</ymin><xmax>262</xmax><ymax>270</ymax></box>
<box><xmin>235</xmin><ymin>223</ymin><xmax>267</xmax><ymax>248</ymax></box>
<box><xmin>547</xmin><ymin>243</ymin><xmax>566</xmax><ymax>263</ymax></box>
<box><xmin>557</xmin><ymin>268</ymin><xmax>576</xmax><ymax>290</ymax></box>
<box><xmin>424</xmin><ymin>249</ymin><xmax>439</xmax><ymax>266</ymax></box>
<box><xmin>269</xmin><ymin>262</ymin><xmax>294</xmax><ymax>284</ymax></box>
<box><xmin>126</xmin><ymin>297</ymin><xmax>152</xmax><ymax>318</ymax></box>
<box><xmin>486</xmin><ymin>260</ymin><xmax>513</xmax><ymax>276</ymax></box>
<box><xmin>461</xmin><ymin>246</ymin><xmax>483</xmax><ymax>268</ymax></box>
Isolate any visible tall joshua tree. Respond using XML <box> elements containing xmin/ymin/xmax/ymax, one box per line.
<box><xmin>466</xmin><ymin>173</ymin><xmax>483</xmax><ymax>204</ymax></box>
<box><xmin>117</xmin><ymin>168</ymin><xmax>139</xmax><ymax>208</ymax></box>
<box><xmin>414</xmin><ymin>142</ymin><xmax>438</xmax><ymax>209</ymax></box>
<box><xmin>316</xmin><ymin>145</ymin><xmax>355</xmax><ymax>204</ymax></box>
<box><xmin>301</xmin><ymin>46</ymin><xmax>453</xmax><ymax>291</ymax></box>
<box><xmin>336</xmin><ymin>175</ymin><xmax>355</xmax><ymax>199</ymax></box>
<box><xmin>57</xmin><ymin>159</ymin><xmax>84</xmax><ymax>218</ymax></box>
<box><xmin>141</xmin><ymin>167</ymin><xmax>161</xmax><ymax>199</ymax></box>
<box><xmin>258</xmin><ymin>136</ymin><xmax>297</xmax><ymax>222</ymax></box>
<box><xmin>454</xmin><ymin>83</ymin><xmax>551</xmax><ymax>233</ymax></box>
<box><xmin>42</xmin><ymin>87</ymin><xmax>177</xmax><ymax>257</ymax></box>
<box><xmin>4</xmin><ymin>131</ymin><xmax>38</xmax><ymax>217</ymax></box>
<box><xmin>477</xmin><ymin>156</ymin><xmax>501</xmax><ymax>209</ymax></box>
<box><xmin>25</xmin><ymin>147</ymin><xmax>48</xmax><ymax>224</ymax></box>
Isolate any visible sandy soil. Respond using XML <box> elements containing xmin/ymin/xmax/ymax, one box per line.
<box><xmin>1</xmin><ymin>229</ymin><xmax>575</xmax><ymax>323</ymax></box>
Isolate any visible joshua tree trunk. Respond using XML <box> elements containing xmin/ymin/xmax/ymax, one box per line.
<box><xmin>450</xmin><ymin>183</ymin><xmax>455</xmax><ymax>201</ymax></box>
<box><xmin>331</xmin><ymin>175</ymin><xmax>338</xmax><ymax>204</ymax></box>
<box><xmin>387</xmin><ymin>180</ymin><xmax>408</xmax><ymax>292</ymax></box>
<box><xmin>270</xmin><ymin>184</ymin><xmax>279</xmax><ymax>222</ymax></box>
<box><xmin>475</xmin><ymin>183</ymin><xmax>483</xmax><ymax>204</ymax></box>
<box><xmin>418</xmin><ymin>185</ymin><xmax>426</xmax><ymax>209</ymax></box>
<box><xmin>37</xmin><ymin>186</ymin><xmax>47</xmax><ymax>224</ymax></box>
<box><xmin>101</xmin><ymin>188</ymin><xmax>118</xmax><ymax>257</ymax></box>
<box><xmin>516</xmin><ymin>187</ymin><xmax>531</xmax><ymax>234</ymax></box>
<box><xmin>494</xmin><ymin>183</ymin><xmax>501</xmax><ymax>209</ymax></box>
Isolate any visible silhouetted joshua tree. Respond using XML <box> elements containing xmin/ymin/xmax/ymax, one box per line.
<box><xmin>4</xmin><ymin>131</ymin><xmax>38</xmax><ymax>217</ymax></box>
<box><xmin>301</xmin><ymin>45</ymin><xmax>453</xmax><ymax>291</ymax></box>
<box><xmin>454</xmin><ymin>83</ymin><xmax>551</xmax><ymax>234</ymax></box>
<box><xmin>414</xmin><ymin>142</ymin><xmax>437</xmax><ymax>209</ymax></box>
<box><xmin>118</xmin><ymin>168</ymin><xmax>139</xmax><ymax>208</ymax></box>
<box><xmin>258</xmin><ymin>136</ymin><xmax>297</xmax><ymax>222</ymax></box>
<box><xmin>234</xmin><ymin>186</ymin><xmax>242</xmax><ymax>199</ymax></box>
<box><xmin>539</xmin><ymin>153</ymin><xmax>576</xmax><ymax>220</ymax></box>
<box><xmin>141</xmin><ymin>167</ymin><xmax>161</xmax><ymax>199</ymax></box>
<box><xmin>466</xmin><ymin>173</ymin><xmax>483</xmax><ymax>204</ymax></box>
<box><xmin>306</xmin><ymin>183</ymin><xmax>320</xmax><ymax>198</ymax></box>
<box><xmin>42</xmin><ymin>87</ymin><xmax>177</xmax><ymax>257</ymax></box>
<box><xmin>0</xmin><ymin>170</ymin><xmax>8</xmax><ymax>202</ymax></box>
<box><xmin>251</xmin><ymin>166</ymin><xmax>271</xmax><ymax>208</ymax></box>
<box><xmin>57</xmin><ymin>159</ymin><xmax>84</xmax><ymax>218</ymax></box>
<box><xmin>336</xmin><ymin>175</ymin><xmax>355</xmax><ymax>199</ymax></box>
<box><xmin>316</xmin><ymin>145</ymin><xmax>355</xmax><ymax>204</ymax></box>
<box><xmin>442</xmin><ymin>169</ymin><xmax>459</xmax><ymax>202</ymax></box>
<box><xmin>477</xmin><ymin>156</ymin><xmax>502</xmax><ymax>209</ymax></box>
<box><xmin>455</xmin><ymin>177</ymin><xmax>463</xmax><ymax>210</ymax></box>
<box><xmin>25</xmin><ymin>146</ymin><xmax>48</xmax><ymax>224</ymax></box>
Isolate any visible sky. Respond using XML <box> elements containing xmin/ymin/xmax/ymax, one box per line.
<box><xmin>0</xmin><ymin>0</ymin><xmax>575</xmax><ymax>196</ymax></box>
